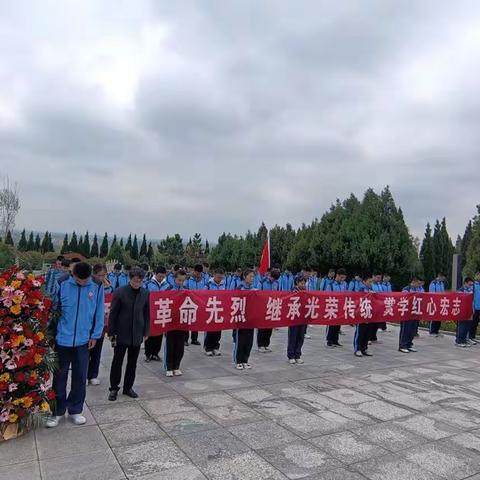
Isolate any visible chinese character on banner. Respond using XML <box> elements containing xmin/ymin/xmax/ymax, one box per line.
<box><xmin>305</xmin><ymin>296</ymin><xmax>320</xmax><ymax>319</ymax></box>
<box><xmin>179</xmin><ymin>296</ymin><xmax>198</xmax><ymax>326</ymax></box>
<box><xmin>412</xmin><ymin>296</ymin><xmax>423</xmax><ymax>316</ymax></box>
<box><xmin>206</xmin><ymin>296</ymin><xmax>225</xmax><ymax>324</ymax></box>
<box><xmin>287</xmin><ymin>296</ymin><xmax>301</xmax><ymax>320</ymax></box>
<box><xmin>360</xmin><ymin>297</ymin><xmax>373</xmax><ymax>319</ymax></box>
<box><xmin>397</xmin><ymin>297</ymin><xmax>410</xmax><ymax>317</ymax></box>
<box><xmin>440</xmin><ymin>297</ymin><xmax>450</xmax><ymax>316</ymax></box>
<box><xmin>324</xmin><ymin>297</ymin><xmax>339</xmax><ymax>320</ymax></box>
<box><xmin>383</xmin><ymin>297</ymin><xmax>396</xmax><ymax>317</ymax></box>
<box><xmin>343</xmin><ymin>297</ymin><xmax>356</xmax><ymax>320</ymax></box>
<box><xmin>451</xmin><ymin>297</ymin><xmax>462</xmax><ymax>317</ymax></box>
<box><xmin>230</xmin><ymin>297</ymin><xmax>247</xmax><ymax>324</ymax></box>
<box><xmin>266</xmin><ymin>297</ymin><xmax>283</xmax><ymax>322</ymax></box>
<box><xmin>426</xmin><ymin>298</ymin><xmax>437</xmax><ymax>316</ymax></box>
<box><xmin>154</xmin><ymin>298</ymin><xmax>174</xmax><ymax>327</ymax></box>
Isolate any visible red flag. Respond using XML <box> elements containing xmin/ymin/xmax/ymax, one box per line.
<box><xmin>259</xmin><ymin>239</ymin><xmax>270</xmax><ymax>274</ymax></box>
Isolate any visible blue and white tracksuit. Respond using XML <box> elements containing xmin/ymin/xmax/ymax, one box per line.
<box><xmin>204</xmin><ymin>279</ymin><xmax>226</xmax><ymax>352</ymax></box>
<box><xmin>233</xmin><ymin>282</ymin><xmax>255</xmax><ymax>364</ymax></box>
<box><xmin>429</xmin><ymin>280</ymin><xmax>446</xmax><ymax>334</ymax></box>
<box><xmin>399</xmin><ymin>286</ymin><xmax>422</xmax><ymax>349</ymax></box>
<box><xmin>325</xmin><ymin>280</ymin><xmax>347</xmax><ymax>345</ymax></box>
<box><xmin>257</xmin><ymin>278</ymin><xmax>280</xmax><ymax>348</ymax></box>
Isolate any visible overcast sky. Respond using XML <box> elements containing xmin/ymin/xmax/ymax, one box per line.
<box><xmin>1</xmin><ymin>1</ymin><xmax>479</xmax><ymax>243</ymax></box>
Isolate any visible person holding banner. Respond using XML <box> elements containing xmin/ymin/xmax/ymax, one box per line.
<box><xmin>325</xmin><ymin>268</ymin><xmax>347</xmax><ymax>347</ymax></box>
<box><xmin>319</xmin><ymin>269</ymin><xmax>335</xmax><ymax>291</ymax></box>
<box><xmin>233</xmin><ymin>269</ymin><xmax>256</xmax><ymax>369</ymax></box>
<box><xmin>287</xmin><ymin>274</ymin><xmax>308</xmax><ymax>364</ymax></box>
<box><xmin>184</xmin><ymin>264</ymin><xmax>207</xmax><ymax>346</ymax></box>
<box><xmin>428</xmin><ymin>273</ymin><xmax>446</xmax><ymax>337</ymax></box>
<box><xmin>455</xmin><ymin>277</ymin><xmax>474</xmax><ymax>347</ymax></box>
<box><xmin>398</xmin><ymin>277</ymin><xmax>422</xmax><ymax>353</ymax></box>
<box><xmin>204</xmin><ymin>268</ymin><xmax>227</xmax><ymax>356</ymax></box>
<box><xmin>353</xmin><ymin>275</ymin><xmax>374</xmax><ymax>357</ymax></box>
<box><xmin>469</xmin><ymin>271</ymin><xmax>480</xmax><ymax>343</ymax></box>
<box><xmin>257</xmin><ymin>269</ymin><xmax>281</xmax><ymax>352</ymax></box>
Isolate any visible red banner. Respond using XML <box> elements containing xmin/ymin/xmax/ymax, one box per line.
<box><xmin>138</xmin><ymin>291</ymin><xmax>474</xmax><ymax>336</ymax></box>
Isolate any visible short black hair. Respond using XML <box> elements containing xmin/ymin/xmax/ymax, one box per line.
<box><xmin>61</xmin><ymin>259</ymin><xmax>71</xmax><ymax>268</ymax></box>
<box><xmin>465</xmin><ymin>277</ymin><xmax>474</xmax><ymax>283</ymax></box>
<box><xmin>270</xmin><ymin>269</ymin><xmax>281</xmax><ymax>280</ymax></box>
<box><xmin>295</xmin><ymin>274</ymin><xmax>306</xmax><ymax>285</ymax></box>
<box><xmin>328</xmin><ymin>268</ymin><xmax>335</xmax><ymax>274</ymax></box>
<box><xmin>73</xmin><ymin>262</ymin><xmax>92</xmax><ymax>280</ymax></box>
<box><xmin>114</xmin><ymin>263</ymin><xmax>122</xmax><ymax>271</ymax></box>
<box><xmin>129</xmin><ymin>267</ymin><xmax>145</xmax><ymax>279</ymax></box>
<box><xmin>336</xmin><ymin>268</ymin><xmax>347</xmax><ymax>276</ymax></box>
<box><xmin>203</xmin><ymin>262</ymin><xmax>210</xmax><ymax>268</ymax></box>
<box><xmin>155</xmin><ymin>266</ymin><xmax>167</xmax><ymax>274</ymax></box>
<box><xmin>373</xmin><ymin>271</ymin><xmax>382</xmax><ymax>277</ymax></box>
<box><xmin>175</xmin><ymin>269</ymin><xmax>187</xmax><ymax>278</ymax></box>
<box><xmin>235</xmin><ymin>268</ymin><xmax>242</xmax><ymax>274</ymax></box>
<box><xmin>194</xmin><ymin>264</ymin><xmax>204</xmax><ymax>273</ymax></box>
<box><xmin>92</xmin><ymin>263</ymin><xmax>106</xmax><ymax>274</ymax></box>
<box><xmin>57</xmin><ymin>255</ymin><xmax>64</xmax><ymax>261</ymax></box>
<box><xmin>173</xmin><ymin>264</ymin><xmax>180</xmax><ymax>272</ymax></box>
<box><xmin>243</xmin><ymin>268</ymin><xmax>254</xmax><ymax>278</ymax></box>
<box><xmin>214</xmin><ymin>268</ymin><xmax>225</xmax><ymax>275</ymax></box>
<box><xmin>71</xmin><ymin>257</ymin><xmax>82</xmax><ymax>264</ymax></box>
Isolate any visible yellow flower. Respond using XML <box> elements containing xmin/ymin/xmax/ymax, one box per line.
<box><xmin>36</xmin><ymin>332</ymin><xmax>45</xmax><ymax>341</ymax></box>
<box><xmin>40</xmin><ymin>402</ymin><xmax>50</xmax><ymax>412</ymax></box>
<box><xmin>12</xmin><ymin>399</ymin><xmax>22</xmax><ymax>406</ymax></box>
<box><xmin>33</xmin><ymin>353</ymin><xmax>43</xmax><ymax>364</ymax></box>
<box><xmin>10</xmin><ymin>280</ymin><xmax>21</xmax><ymax>289</ymax></box>
<box><xmin>16</xmin><ymin>335</ymin><xmax>26</xmax><ymax>345</ymax></box>
<box><xmin>10</xmin><ymin>304</ymin><xmax>22</xmax><ymax>315</ymax></box>
<box><xmin>10</xmin><ymin>335</ymin><xmax>21</xmax><ymax>347</ymax></box>
<box><xmin>0</xmin><ymin>373</ymin><xmax>10</xmax><ymax>382</ymax></box>
<box><xmin>30</xmin><ymin>371</ymin><xmax>38</xmax><ymax>380</ymax></box>
<box><xmin>22</xmin><ymin>396</ymin><xmax>33</xmax><ymax>408</ymax></box>
<box><xmin>8</xmin><ymin>413</ymin><xmax>18</xmax><ymax>423</ymax></box>
<box><xmin>27</xmin><ymin>274</ymin><xmax>35</xmax><ymax>281</ymax></box>
<box><xmin>12</xmin><ymin>295</ymin><xmax>23</xmax><ymax>305</ymax></box>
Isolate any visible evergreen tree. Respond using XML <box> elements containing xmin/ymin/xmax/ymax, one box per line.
<box><xmin>17</xmin><ymin>229</ymin><xmax>27</xmax><ymax>251</ymax></box>
<box><xmin>41</xmin><ymin>231</ymin><xmax>50</xmax><ymax>253</ymax></box>
<box><xmin>48</xmin><ymin>232</ymin><xmax>54</xmax><ymax>252</ymax></box>
<box><xmin>460</xmin><ymin>220</ymin><xmax>473</xmax><ymax>271</ymax></box>
<box><xmin>5</xmin><ymin>230</ymin><xmax>14</xmax><ymax>246</ymax></box>
<box><xmin>27</xmin><ymin>231</ymin><xmax>35</xmax><ymax>251</ymax></box>
<box><xmin>78</xmin><ymin>235</ymin><xmax>84</xmax><ymax>256</ymax></box>
<box><xmin>139</xmin><ymin>234</ymin><xmax>147</xmax><ymax>258</ymax></box>
<box><xmin>100</xmin><ymin>233</ymin><xmax>109</xmax><ymax>257</ymax></box>
<box><xmin>111</xmin><ymin>234</ymin><xmax>118</xmax><ymax>248</ymax></box>
<box><xmin>83</xmin><ymin>231</ymin><xmax>91</xmax><ymax>258</ymax></box>
<box><xmin>125</xmin><ymin>234</ymin><xmax>132</xmax><ymax>253</ymax></box>
<box><xmin>147</xmin><ymin>242</ymin><xmax>154</xmax><ymax>261</ymax></box>
<box><xmin>69</xmin><ymin>231</ymin><xmax>78</xmax><ymax>252</ymax></box>
<box><xmin>34</xmin><ymin>233</ymin><xmax>41</xmax><ymax>251</ymax></box>
<box><xmin>61</xmin><ymin>233</ymin><xmax>69</xmax><ymax>254</ymax></box>
<box><xmin>205</xmin><ymin>240</ymin><xmax>210</xmax><ymax>255</ymax></box>
<box><xmin>420</xmin><ymin>223</ymin><xmax>435</xmax><ymax>284</ymax></box>
<box><xmin>119</xmin><ymin>238</ymin><xmax>124</xmax><ymax>248</ymax></box>
<box><xmin>465</xmin><ymin>206</ymin><xmax>480</xmax><ymax>276</ymax></box>
<box><xmin>90</xmin><ymin>234</ymin><xmax>99</xmax><ymax>257</ymax></box>
<box><xmin>131</xmin><ymin>234</ymin><xmax>139</xmax><ymax>260</ymax></box>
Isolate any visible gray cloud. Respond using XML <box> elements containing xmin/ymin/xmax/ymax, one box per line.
<box><xmin>0</xmin><ymin>0</ymin><xmax>479</xmax><ymax>244</ymax></box>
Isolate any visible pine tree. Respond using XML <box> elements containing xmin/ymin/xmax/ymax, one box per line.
<box><xmin>17</xmin><ymin>229</ymin><xmax>27</xmax><ymax>251</ymax></box>
<box><xmin>48</xmin><ymin>232</ymin><xmax>54</xmax><ymax>252</ymax></box>
<box><xmin>131</xmin><ymin>234</ymin><xmax>139</xmax><ymax>260</ymax></box>
<box><xmin>90</xmin><ymin>234</ymin><xmax>99</xmax><ymax>257</ymax></box>
<box><xmin>147</xmin><ymin>242</ymin><xmax>154</xmax><ymax>261</ymax></box>
<box><xmin>34</xmin><ymin>234</ymin><xmax>41</xmax><ymax>251</ymax></box>
<box><xmin>111</xmin><ymin>234</ymin><xmax>118</xmax><ymax>248</ymax></box>
<box><xmin>460</xmin><ymin>220</ymin><xmax>473</xmax><ymax>270</ymax></box>
<box><xmin>119</xmin><ymin>238</ymin><xmax>124</xmax><ymax>248</ymax></box>
<box><xmin>78</xmin><ymin>235</ymin><xmax>84</xmax><ymax>255</ymax></box>
<box><xmin>27</xmin><ymin>232</ymin><xmax>35</xmax><ymax>251</ymax></box>
<box><xmin>140</xmin><ymin>234</ymin><xmax>147</xmax><ymax>257</ymax></box>
<box><xmin>83</xmin><ymin>231</ymin><xmax>91</xmax><ymax>258</ymax></box>
<box><xmin>41</xmin><ymin>231</ymin><xmax>50</xmax><ymax>253</ymax></box>
<box><xmin>205</xmin><ymin>240</ymin><xmax>210</xmax><ymax>255</ymax></box>
<box><xmin>61</xmin><ymin>233</ymin><xmax>69</xmax><ymax>254</ymax></box>
<box><xmin>5</xmin><ymin>230</ymin><xmax>14</xmax><ymax>246</ymax></box>
<box><xmin>100</xmin><ymin>233</ymin><xmax>109</xmax><ymax>257</ymax></box>
<box><xmin>69</xmin><ymin>231</ymin><xmax>78</xmax><ymax>252</ymax></box>
<box><xmin>420</xmin><ymin>223</ymin><xmax>435</xmax><ymax>284</ymax></box>
<box><xmin>125</xmin><ymin>234</ymin><xmax>132</xmax><ymax>253</ymax></box>
<box><xmin>465</xmin><ymin>206</ymin><xmax>480</xmax><ymax>276</ymax></box>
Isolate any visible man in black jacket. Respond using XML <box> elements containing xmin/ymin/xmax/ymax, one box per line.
<box><xmin>108</xmin><ymin>267</ymin><xmax>150</xmax><ymax>401</ymax></box>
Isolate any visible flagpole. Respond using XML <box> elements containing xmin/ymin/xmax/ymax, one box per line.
<box><xmin>267</xmin><ymin>229</ymin><xmax>271</xmax><ymax>269</ymax></box>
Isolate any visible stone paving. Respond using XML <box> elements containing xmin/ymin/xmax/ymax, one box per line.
<box><xmin>3</xmin><ymin>324</ymin><xmax>480</xmax><ymax>479</ymax></box>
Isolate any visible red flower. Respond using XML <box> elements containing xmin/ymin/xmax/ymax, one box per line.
<box><xmin>17</xmin><ymin>409</ymin><xmax>26</xmax><ymax>418</ymax></box>
<box><xmin>27</xmin><ymin>378</ymin><xmax>37</xmax><ymax>387</ymax></box>
<box><xmin>14</xmin><ymin>372</ymin><xmax>25</xmax><ymax>382</ymax></box>
<box><xmin>43</xmin><ymin>372</ymin><xmax>50</xmax><ymax>381</ymax></box>
<box><xmin>0</xmin><ymin>382</ymin><xmax>8</xmax><ymax>392</ymax></box>
<box><xmin>46</xmin><ymin>390</ymin><xmax>55</xmax><ymax>400</ymax></box>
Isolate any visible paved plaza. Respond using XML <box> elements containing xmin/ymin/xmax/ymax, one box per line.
<box><xmin>3</xmin><ymin>324</ymin><xmax>480</xmax><ymax>480</ymax></box>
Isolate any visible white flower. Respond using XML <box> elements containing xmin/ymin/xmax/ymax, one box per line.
<box><xmin>8</xmin><ymin>383</ymin><xmax>18</xmax><ymax>392</ymax></box>
<box><xmin>5</xmin><ymin>360</ymin><xmax>17</xmax><ymax>370</ymax></box>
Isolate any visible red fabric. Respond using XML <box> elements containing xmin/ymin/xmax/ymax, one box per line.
<box><xmin>144</xmin><ymin>290</ymin><xmax>473</xmax><ymax>336</ymax></box>
<box><xmin>258</xmin><ymin>240</ymin><xmax>269</xmax><ymax>275</ymax></box>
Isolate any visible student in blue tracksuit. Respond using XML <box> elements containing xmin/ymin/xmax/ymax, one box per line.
<box><xmin>307</xmin><ymin>269</ymin><xmax>318</xmax><ymax>291</ymax></box>
<box><xmin>46</xmin><ymin>262</ymin><xmax>104</xmax><ymax>428</ymax></box>
<box><xmin>202</xmin><ymin>262</ymin><xmax>211</xmax><ymax>284</ymax></box>
<box><xmin>108</xmin><ymin>263</ymin><xmax>128</xmax><ymax>290</ymax></box>
<box><xmin>369</xmin><ymin>272</ymin><xmax>385</xmax><ymax>341</ymax></box>
<box><xmin>257</xmin><ymin>269</ymin><xmax>281</xmax><ymax>352</ymax></box>
<box><xmin>166</xmin><ymin>265</ymin><xmax>180</xmax><ymax>287</ymax></box>
<box><xmin>280</xmin><ymin>270</ymin><xmax>294</xmax><ymax>292</ymax></box>
<box><xmin>455</xmin><ymin>277</ymin><xmax>474</xmax><ymax>347</ymax></box>
<box><xmin>287</xmin><ymin>275</ymin><xmax>308</xmax><ymax>364</ymax></box>
<box><xmin>319</xmin><ymin>269</ymin><xmax>335</xmax><ymax>291</ymax></box>
<box><xmin>348</xmin><ymin>274</ymin><xmax>363</xmax><ymax>292</ymax></box>
<box><xmin>470</xmin><ymin>272</ymin><xmax>480</xmax><ymax>342</ymax></box>
<box><xmin>325</xmin><ymin>268</ymin><xmax>347</xmax><ymax>347</ymax></box>
<box><xmin>204</xmin><ymin>268</ymin><xmax>227</xmax><ymax>356</ymax></box>
<box><xmin>253</xmin><ymin>268</ymin><xmax>265</xmax><ymax>289</ymax></box>
<box><xmin>233</xmin><ymin>269</ymin><xmax>256</xmax><ymax>369</ymax></box>
<box><xmin>399</xmin><ymin>277</ymin><xmax>422</xmax><ymax>353</ymax></box>
<box><xmin>382</xmin><ymin>274</ymin><xmax>393</xmax><ymax>292</ymax></box>
<box><xmin>184</xmin><ymin>264</ymin><xmax>207</xmax><ymax>345</ymax></box>
<box><xmin>228</xmin><ymin>268</ymin><xmax>243</xmax><ymax>290</ymax></box>
<box><xmin>354</xmin><ymin>275</ymin><xmax>374</xmax><ymax>357</ymax></box>
<box><xmin>429</xmin><ymin>273</ymin><xmax>446</xmax><ymax>336</ymax></box>
<box><xmin>45</xmin><ymin>255</ymin><xmax>65</xmax><ymax>295</ymax></box>
<box><xmin>144</xmin><ymin>266</ymin><xmax>170</xmax><ymax>362</ymax></box>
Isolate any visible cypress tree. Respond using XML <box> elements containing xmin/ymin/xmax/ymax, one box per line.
<box><xmin>41</xmin><ymin>231</ymin><xmax>50</xmax><ymax>253</ymax></box>
<box><xmin>465</xmin><ymin>206</ymin><xmax>480</xmax><ymax>276</ymax></box>
<box><xmin>83</xmin><ymin>231</ymin><xmax>91</xmax><ymax>258</ymax></box>
<box><xmin>5</xmin><ymin>230</ymin><xmax>14</xmax><ymax>246</ymax></box>
<box><xmin>99</xmin><ymin>233</ymin><xmax>109</xmax><ymax>257</ymax></box>
<box><xmin>18</xmin><ymin>229</ymin><xmax>27</xmax><ymax>251</ymax></box>
<box><xmin>125</xmin><ymin>234</ymin><xmax>132</xmax><ymax>253</ymax></box>
<box><xmin>90</xmin><ymin>234</ymin><xmax>99</xmax><ymax>257</ymax></box>
<box><xmin>69</xmin><ymin>231</ymin><xmax>78</xmax><ymax>252</ymax></box>
<box><xmin>111</xmin><ymin>234</ymin><xmax>118</xmax><ymax>248</ymax></box>
<box><xmin>420</xmin><ymin>223</ymin><xmax>435</xmax><ymax>285</ymax></box>
<box><xmin>131</xmin><ymin>235</ymin><xmax>139</xmax><ymax>260</ymax></box>
<box><xmin>119</xmin><ymin>237</ymin><xmax>124</xmax><ymax>248</ymax></box>
<box><xmin>61</xmin><ymin>233</ymin><xmax>69</xmax><ymax>254</ymax></box>
<box><xmin>147</xmin><ymin>242</ymin><xmax>154</xmax><ymax>261</ymax></box>
<box><xmin>34</xmin><ymin>233</ymin><xmax>41</xmax><ymax>251</ymax></box>
<box><xmin>48</xmin><ymin>232</ymin><xmax>54</xmax><ymax>252</ymax></box>
<box><xmin>140</xmin><ymin>234</ymin><xmax>147</xmax><ymax>257</ymax></box>
<box><xmin>205</xmin><ymin>240</ymin><xmax>210</xmax><ymax>255</ymax></box>
<box><xmin>27</xmin><ymin>232</ymin><xmax>35</xmax><ymax>251</ymax></box>
<box><xmin>78</xmin><ymin>235</ymin><xmax>84</xmax><ymax>255</ymax></box>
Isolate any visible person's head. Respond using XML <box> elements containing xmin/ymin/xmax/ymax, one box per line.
<box><xmin>124</xmin><ymin>265</ymin><xmax>132</xmax><ymax>274</ymax></box>
<box><xmin>203</xmin><ymin>262</ymin><xmax>210</xmax><ymax>274</ymax></box>
<box><xmin>92</xmin><ymin>263</ymin><xmax>107</xmax><ymax>283</ymax></box>
<box><xmin>464</xmin><ymin>277</ymin><xmax>474</xmax><ymax>289</ymax></box>
<box><xmin>173</xmin><ymin>264</ymin><xmax>180</xmax><ymax>273</ymax></box>
<box><xmin>193</xmin><ymin>264</ymin><xmax>203</xmax><ymax>280</ymax></box>
<box><xmin>418</xmin><ymin>277</ymin><xmax>425</xmax><ymax>287</ymax></box>
<box><xmin>328</xmin><ymin>268</ymin><xmax>335</xmax><ymax>279</ymax></box>
<box><xmin>129</xmin><ymin>267</ymin><xmax>145</xmax><ymax>290</ymax></box>
<box><xmin>437</xmin><ymin>272</ymin><xmax>446</xmax><ymax>281</ymax></box>
<box><xmin>303</xmin><ymin>267</ymin><xmax>312</xmax><ymax>279</ymax></box>
<box><xmin>70</xmin><ymin>257</ymin><xmax>82</xmax><ymax>272</ymax></box>
<box><xmin>270</xmin><ymin>269</ymin><xmax>281</xmax><ymax>281</ymax></box>
<box><xmin>235</xmin><ymin>267</ymin><xmax>242</xmax><ymax>277</ymax></box>
<box><xmin>213</xmin><ymin>268</ymin><xmax>225</xmax><ymax>284</ymax></box>
<box><xmin>61</xmin><ymin>259</ymin><xmax>71</xmax><ymax>272</ymax></box>
<box><xmin>243</xmin><ymin>268</ymin><xmax>254</xmax><ymax>285</ymax></box>
<box><xmin>72</xmin><ymin>262</ymin><xmax>92</xmax><ymax>286</ymax></box>
<box><xmin>155</xmin><ymin>265</ymin><xmax>167</xmax><ymax>283</ymax></box>
<box><xmin>174</xmin><ymin>269</ymin><xmax>187</xmax><ymax>287</ymax></box>
<box><xmin>363</xmin><ymin>274</ymin><xmax>373</xmax><ymax>288</ymax></box>
<box><xmin>354</xmin><ymin>273</ymin><xmax>361</xmax><ymax>281</ymax></box>
<box><xmin>383</xmin><ymin>274</ymin><xmax>391</xmax><ymax>283</ymax></box>
<box><xmin>336</xmin><ymin>268</ymin><xmax>347</xmax><ymax>282</ymax></box>
<box><xmin>139</xmin><ymin>263</ymin><xmax>149</xmax><ymax>273</ymax></box>
<box><xmin>373</xmin><ymin>272</ymin><xmax>382</xmax><ymax>283</ymax></box>
<box><xmin>295</xmin><ymin>274</ymin><xmax>307</xmax><ymax>290</ymax></box>
<box><xmin>55</xmin><ymin>255</ymin><xmax>64</xmax><ymax>267</ymax></box>
<box><xmin>114</xmin><ymin>263</ymin><xmax>122</xmax><ymax>274</ymax></box>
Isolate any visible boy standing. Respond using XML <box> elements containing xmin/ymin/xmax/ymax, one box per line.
<box><xmin>354</xmin><ymin>275</ymin><xmax>374</xmax><ymax>357</ymax></box>
<box><xmin>455</xmin><ymin>277</ymin><xmax>474</xmax><ymax>347</ymax></box>
<box><xmin>257</xmin><ymin>269</ymin><xmax>281</xmax><ymax>352</ymax></box>
<box><xmin>204</xmin><ymin>268</ymin><xmax>227</xmax><ymax>356</ymax></box>
<box><xmin>325</xmin><ymin>268</ymin><xmax>347</xmax><ymax>347</ymax></box>
<box><xmin>287</xmin><ymin>275</ymin><xmax>308</xmax><ymax>364</ymax></box>
<box><xmin>399</xmin><ymin>277</ymin><xmax>422</xmax><ymax>353</ymax></box>
<box><xmin>429</xmin><ymin>273</ymin><xmax>446</xmax><ymax>337</ymax></box>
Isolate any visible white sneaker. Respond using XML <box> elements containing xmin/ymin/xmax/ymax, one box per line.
<box><xmin>45</xmin><ymin>415</ymin><xmax>62</xmax><ymax>428</ymax></box>
<box><xmin>173</xmin><ymin>369</ymin><xmax>183</xmax><ymax>376</ymax></box>
<box><xmin>88</xmin><ymin>378</ymin><xmax>100</xmax><ymax>386</ymax></box>
<box><xmin>264</xmin><ymin>347</ymin><xmax>272</xmax><ymax>352</ymax></box>
<box><xmin>243</xmin><ymin>363</ymin><xmax>252</xmax><ymax>369</ymax></box>
<box><xmin>354</xmin><ymin>351</ymin><xmax>363</xmax><ymax>357</ymax></box>
<box><xmin>408</xmin><ymin>347</ymin><xmax>417</xmax><ymax>353</ymax></box>
<box><xmin>304</xmin><ymin>334</ymin><xmax>311</xmax><ymax>339</ymax></box>
<box><xmin>70</xmin><ymin>414</ymin><xmax>86</xmax><ymax>426</ymax></box>
<box><xmin>399</xmin><ymin>348</ymin><xmax>410</xmax><ymax>353</ymax></box>
<box><xmin>295</xmin><ymin>358</ymin><xmax>304</xmax><ymax>365</ymax></box>
<box><xmin>236</xmin><ymin>364</ymin><xmax>244</xmax><ymax>370</ymax></box>
<box><xmin>468</xmin><ymin>339</ymin><xmax>478</xmax><ymax>345</ymax></box>
<box><xmin>166</xmin><ymin>370</ymin><xmax>174</xmax><ymax>377</ymax></box>
<box><xmin>456</xmin><ymin>343</ymin><xmax>468</xmax><ymax>348</ymax></box>
<box><xmin>213</xmin><ymin>349</ymin><xmax>221</xmax><ymax>356</ymax></box>
<box><xmin>288</xmin><ymin>358</ymin><xmax>296</xmax><ymax>365</ymax></box>
<box><xmin>205</xmin><ymin>351</ymin><xmax>213</xmax><ymax>357</ymax></box>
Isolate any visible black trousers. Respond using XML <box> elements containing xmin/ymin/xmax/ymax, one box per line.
<box><xmin>165</xmin><ymin>330</ymin><xmax>185</xmax><ymax>370</ymax></box>
<box><xmin>429</xmin><ymin>321</ymin><xmax>441</xmax><ymax>334</ymax></box>
<box><xmin>110</xmin><ymin>344</ymin><xmax>140</xmax><ymax>392</ymax></box>
<box><xmin>234</xmin><ymin>329</ymin><xmax>254</xmax><ymax>363</ymax></box>
<box><xmin>287</xmin><ymin>325</ymin><xmax>307</xmax><ymax>359</ymax></box>
<box><xmin>378</xmin><ymin>322</ymin><xmax>387</xmax><ymax>331</ymax></box>
<box><xmin>184</xmin><ymin>331</ymin><xmax>198</xmax><ymax>343</ymax></box>
<box><xmin>353</xmin><ymin>323</ymin><xmax>371</xmax><ymax>353</ymax></box>
<box><xmin>399</xmin><ymin>320</ymin><xmax>416</xmax><ymax>349</ymax></box>
<box><xmin>204</xmin><ymin>331</ymin><xmax>222</xmax><ymax>351</ymax></box>
<box><xmin>87</xmin><ymin>336</ymin><xmax>104</xmax><ymax>380</ymax></box>
<box><xmin>326</xmin><ymin>325</ymin><xmax>340</xmax><ymax>344</ymax></box>
<box><xmin>257</xmin><ymin>328</ymin><xmax>273</xmax><ymax>347</ymax></box>
<box><xmin>369</xmin><ymin>323</ymin><xmax>380</xmax><ymax>341</ymax></box>
<box><xmin>145</xmin><ymin>335</ymin><xmax>163</xmax><ymax>357</ymax></box>
<box><xmin>470</xmin><ymin>310</ymin><xmax>480</xmax><ymax>339</ymax></box>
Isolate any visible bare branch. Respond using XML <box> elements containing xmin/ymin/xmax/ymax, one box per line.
<box><xmin>0</xmin><ymin>176</ymin><xmax>21</xmax><ymax>238</ymax></box>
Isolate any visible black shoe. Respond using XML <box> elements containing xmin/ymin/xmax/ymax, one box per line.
<box><xmin>361</xmin><ymin>351</ymin><xmax>373</xmax><ymax>356</ymax></box>
<box><xmin>145</xmin><ymin>356</ymin><xmax>152</xmax><ymax>363</ymax></box>
<box><xmin>191</xmin><ymin>340</ymin><xmax>201</xmax><ymax>345</ymax></box>
<box><xmin>108</xmin><ymin>390</ymin><xmax>118</xmax><ymax>401</ymax></box>
<box><xmin>123</xmin><ymin>388</ymin><xmax>138</xmax><ymax>399</ymax></box>
<box><xmin>333</xmin><ymin>343</ymin><xmax>343</xmax><ymax>347</ymax></box>
<box><xmin>327</xmin><ymin>342</ymin><xmax>334</xmax><ymax>347</ymax></box>
<box><xmin>184</xmin><ymin>341</ymin><xmax>189</xmax><ymax>347</ymax></box>
<box><xmin>151</xmin><ymin>355</ymin><xmax>161</xmax><ymax>362</ymax></box>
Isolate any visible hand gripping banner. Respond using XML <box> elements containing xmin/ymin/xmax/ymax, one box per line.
<box><xmin>96</xmin><ymin>290</ymin><xmax>478</xmax><ymax>336</ymax></box>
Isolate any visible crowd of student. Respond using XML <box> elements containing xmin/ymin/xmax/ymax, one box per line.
<box><xmin>42</xmin><ymin>256</ymin><xmax>480</xmax><ymax>428</ymax></box>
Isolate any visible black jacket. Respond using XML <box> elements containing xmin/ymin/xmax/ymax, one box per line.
<box><xmin>108</xmin><ymin>285</ymin><xmax>150</xmax><ymax>346</ymax></box>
